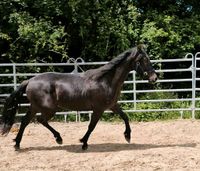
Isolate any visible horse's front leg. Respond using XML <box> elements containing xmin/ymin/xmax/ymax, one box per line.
<box><xmin>111</xmin><ymin>104</ymin><xmax>131</xmax><ymax>143</ymax></box>
<box><xmin>80</xmin><ymin>110</ymin><xmax>102</xmax><ymax>150</ymax></box>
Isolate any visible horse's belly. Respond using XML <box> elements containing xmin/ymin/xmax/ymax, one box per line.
<box><xmin>57</xmin><ymin>97</ymin><xmax>92</xmax><ymax>111</ymax></box>
<box><xmin>55</xmin><ymin>81</ymin><xmax>111</xmax><ymax>111</ymax></box>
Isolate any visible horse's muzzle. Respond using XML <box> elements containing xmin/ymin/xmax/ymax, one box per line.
<box><xmin>148</xmin><ymin>72</ymin><xmax>157</xmax><ymax>83</ymax></box>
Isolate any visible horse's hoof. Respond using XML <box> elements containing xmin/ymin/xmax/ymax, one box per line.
<box><xmin>80</xmin><ymin>138</ymin><xmax>88</xmax><ymax>150</ymax></box>
<box><xmin>124</xmin><ymin>133</ymin><xmax>131</xmax><ymax>143</ymax></box>
<box><xmin>14</xmin><ymin>144</ymin><xmax>20</xmax><ymax>151</ymax></box>
<box><xmin>125</xmin><ymin>137</ymin><xmax>131</xmax><ymax>143</ymax></box>
<box><xmin>56</xmin><ymin>137</ymin><xmax>63</xmax><ymax>144</ymax></box>
<box><xmin>82</xmin><ymin>144</ymin><xmax>88</xmax><ymax>150</ymax></box>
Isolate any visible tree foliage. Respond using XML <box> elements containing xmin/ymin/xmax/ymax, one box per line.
<box><xmin>0</xmin><ymin>0</ymin><xmax>199</xmax><ymax>63</ymax></box>
<box><xmin>0</xmin><ymin>0</ymin><xmax>200</xmax><ymax>121</ymax></box>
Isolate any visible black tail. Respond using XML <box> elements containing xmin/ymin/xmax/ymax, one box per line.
<box><xmin>0</xmin><ymin>80</ymin><xmax>29</xmax><ymax>135</ymax></box>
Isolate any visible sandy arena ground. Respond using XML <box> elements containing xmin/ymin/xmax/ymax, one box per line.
<box><xmin>1</xmin><ymin>120</ymin><xmax>200</xmax><ymax>171</ymax></box>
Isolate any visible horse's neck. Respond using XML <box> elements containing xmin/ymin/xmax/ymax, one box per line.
<box><xmin>109</xmin><ymin>60</ymin><xmax>132</xmax><ymax>89</ymax></box>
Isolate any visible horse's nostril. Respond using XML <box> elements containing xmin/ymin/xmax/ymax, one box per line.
<box><xmin>149</xmin><ymin>74</ymin><xmax>157</xmax><ymax>84</ymax></box>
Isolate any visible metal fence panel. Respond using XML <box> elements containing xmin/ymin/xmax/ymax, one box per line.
<box><xmin>0</xmin><ymin>52</ymin><xmax>199</xmax><ymax>121</ymax></box>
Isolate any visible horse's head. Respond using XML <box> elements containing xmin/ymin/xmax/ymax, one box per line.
<box><xmin>133</xmin><ymin>44</ymin><xmax>157</xmax><ymax>83</ymax></box>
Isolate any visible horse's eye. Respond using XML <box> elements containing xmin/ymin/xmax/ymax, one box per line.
<box><xmin>136</xmin><ymin>62</ymin><xmax>140</xmax><ymax>66</ymax></box>
<box><xmin>143</xmin><ymin>57</ymin><xmax>149</xmax><ymax>63</ymax></box>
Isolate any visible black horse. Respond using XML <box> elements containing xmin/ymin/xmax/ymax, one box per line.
<box><xmin>0</xmin><ymin>44</ymin><xmax>157</xmax><ymax>150</ymax></box>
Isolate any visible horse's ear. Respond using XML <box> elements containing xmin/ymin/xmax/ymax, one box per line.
<box><xmin>137</xmin><ymin>44</ymin><xmax>146</xmax><ymax>51</ymax></box>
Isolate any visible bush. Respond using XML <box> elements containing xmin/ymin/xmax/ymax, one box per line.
<box><xmin>119</xmin><ymin>91</ymin><xmax>193</xmax><ymax>122</ymax></box>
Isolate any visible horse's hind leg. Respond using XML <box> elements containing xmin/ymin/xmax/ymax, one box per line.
<box><xmin>111</xmin><ymin>104</ymin><xmax>131</xmax><ymax>143</ymax></box>
<box><xmin>14</xmin><ymin>107</ymin><xmax>36</xmax><ymax>150</ymax></box>
<box><xmin>37</xmin><ymin>113</ymin><xmax>63</xmax><ymax>144</ymax></box>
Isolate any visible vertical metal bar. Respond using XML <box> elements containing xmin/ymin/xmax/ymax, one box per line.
<box><xmin>13</xmin><ymin>64</ymin><xmax>18</xmax><ymax>116</ymax></box>
<box><xmin>180</xmin><ymin>111</ymin><xmax>183</xmax><ymax>119</ymax></box>
<box><xmin>89</xmin><ymin>112</ymin><xmax>92</xmax><ymax>121</ymax></box>
<box><xmin>13</xmin><ymin>64</ymin><xmax>17</xmax><ymax>90</ymax></box>
<box><xmin>185</xmin><ymin>53</ymin><xmax>195</xmax><ymax>119</ymax></box>
<box><xmin>133</xmin><ymin>71</ymin><xmax>136</xmax><ymax>110</ymax></box>
<box><xmin>78</xmin><ymin>111</ymin><xmax>80</xmax><ymax>122</ymax></box>
<box><xmin>74</xmin><ymin>64</ymin><xmax>78</xmax><ymax>73</ymax></box>
<box><xmin>192</xmin><ymin>52</ymin><xmax>200</xmax><ymax>119</ymax></box>
<box><xmin>192</xmin><ymin>53</ymin><xmax>196</xmax><ymax>119</ymax></box>
<box><xmin>76</xmin><ymin>112</ymin><xmax>78</xmax><ymax>122</ymax></box>
<box><xmin>64</xmin><ymin>114</ymin><xmax>67</xmax><ymax>123</ymax></box>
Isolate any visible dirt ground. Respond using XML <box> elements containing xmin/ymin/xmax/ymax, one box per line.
<box><xmin>1</xmin><ymin>120</ymin><xmax>200</xmax><ymax>171</ymax></box>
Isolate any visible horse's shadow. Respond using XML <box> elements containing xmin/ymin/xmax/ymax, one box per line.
<box><xmin>20</xmin><ymin>142</ymin><xmax>197</xmax><ymax>153</ymax></box>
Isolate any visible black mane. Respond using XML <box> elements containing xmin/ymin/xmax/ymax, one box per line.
<box><xmin>85</xmin><ymin>47</ymin><xmax>138</xmax><ymax>80</ymax></box>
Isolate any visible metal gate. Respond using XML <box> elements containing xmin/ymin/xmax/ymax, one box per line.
<box><xmin>0</xmin><ymin>52</ymin><xmax>199</xmax><ymax>121</ymax></box>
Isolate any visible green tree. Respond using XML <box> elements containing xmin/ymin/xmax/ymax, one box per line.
<box><xmin>1</xmin><ymin>0</ymin><xmax>200</xmax><ymax>63</ymax></box>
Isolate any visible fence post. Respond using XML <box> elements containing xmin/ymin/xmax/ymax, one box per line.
<box><xmin>192</xmin><ymin>52</ymin><xmax>200</xmax><ymax>119</ymax></box>
<box><xmin>13</xmin><ymin>64</ymin><xmax>17</xmax><ymax>90</ymax></box>
<box><xmin>191</xmin><ymin>53</ymin><xmax>197</xmax><ymax>119</ymax></box>
<box><xmin>133</xmin><ymin>71</ymin><xmax>136</xmax><ymax>110</ymax></box>
<box><xmin>64</xmin><ymin>114</ymin><xmax>67</xmax><ymax>122</ymax></box>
